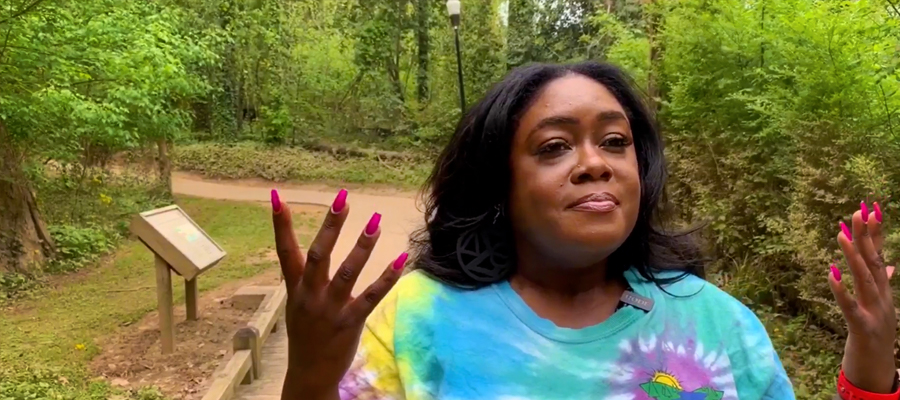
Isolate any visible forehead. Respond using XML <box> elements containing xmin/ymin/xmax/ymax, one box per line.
<box><xmin>519</xmin><ymin>74</ymin><xmax>626</xmax><ymax>125</ymax></box>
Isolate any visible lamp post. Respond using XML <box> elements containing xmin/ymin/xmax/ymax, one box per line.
<box><xmin>447</xmin><ymin>0</ymin><xmax>465</xmax><ymax>114</ymax></box>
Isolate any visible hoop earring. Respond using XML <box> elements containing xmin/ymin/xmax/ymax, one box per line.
<box><xmin>456</xmin><ymin>205</ymin><xmax>513</xmax><ymax>283</ymax></box>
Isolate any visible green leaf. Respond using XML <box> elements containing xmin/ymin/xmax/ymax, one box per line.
<box><xmin>695</xmin><ymin>387</ymin><xmax>725</xmax><ymax>400</ymax></box>
<box><xmin>640</xmin><ymin>382</ymin><xmax>681</xmax><ymax>400</ymax></box>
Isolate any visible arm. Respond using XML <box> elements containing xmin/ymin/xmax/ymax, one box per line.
<box><xmin>829</xmin><ymin>204</ymin><xmax>898</xmax><ymax>398</ymax></box>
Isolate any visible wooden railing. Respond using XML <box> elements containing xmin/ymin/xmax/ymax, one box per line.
<box><xmin>201</xmin><ymin>285</ymin><xmax>287</xmax><ymax>400</ymax></box>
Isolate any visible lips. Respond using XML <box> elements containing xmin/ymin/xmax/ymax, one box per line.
<box><xmin>568</xmin><ymin>192</ymin><xmax>620</xmax><ymax>213</ymax></box>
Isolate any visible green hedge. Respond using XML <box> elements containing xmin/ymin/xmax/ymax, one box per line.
<box><xmin>173</xmin><ymin>142</ymin><xmax>432</xmax><ymax>189</ymax></box>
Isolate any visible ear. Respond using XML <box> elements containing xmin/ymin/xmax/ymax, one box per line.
<box><xmin>888</xmin><ymin>266</ymin><xmax>895</xmax><ymax>279</ymax></box>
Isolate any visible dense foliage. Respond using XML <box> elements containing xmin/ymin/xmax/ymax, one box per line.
<box><xmin>3</xmin><ymin>0</ymin><xmax>900</xmax><ymax>397</ymax></box>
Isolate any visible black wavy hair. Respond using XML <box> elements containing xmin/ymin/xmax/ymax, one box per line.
<box><xmin>408</xmin><ymin>61</ymin><xmax>706</xmax><ymax>288</ymax></box>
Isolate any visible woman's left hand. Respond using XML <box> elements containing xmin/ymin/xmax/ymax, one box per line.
<box><xmin>830</xmin><ymin>202</ymin><xmax>898</xmax><ymax>393</ymax></box>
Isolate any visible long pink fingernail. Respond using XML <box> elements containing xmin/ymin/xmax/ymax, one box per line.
<box><xmin>861</xmin><ymin>202</ymin><xmax>869</xmax><ymax>223</ymax></box>
<box><xmin>331</xmin><ymin>189</ymin><xmax>348</xmax><ymax>214</ymax></box>
<box><xmin>830</xmin><ymin>264</ymin><xmax>842</xmax><ymax>282</ymax></box>
<box><xmin>365</xmin><ymin>213</ymin><xmax>381</xmax><ymax>236</ymax></box>
<box><xmin>271</xmin><ymin>189</ymin><xmax>282</xmax><ymax>214</ymax></box>
<box><xmin>393</xmin><ymin>252</ymin><xmax>409</xmax><ymax>271</ymax></box>
<box><xmin>840</xmin><ymin>221</ymin><xmax>852</xmax><ymax>242</ymax></box>
<box><xmin>875</xmin><ymin>202</ymin><xmax>883</xmax><ymax>223</ymax></box>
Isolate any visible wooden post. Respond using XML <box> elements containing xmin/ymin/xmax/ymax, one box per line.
<box><xmin>155</xmin><ymin>255</ymin><xmax>175</xmax><ymax>354</ymax></box>
<box><xmin>233</xmin><ymin>327</ymin><xmax>261</xmax><ymax>383</ymax></box>
<box><xmin>185</xmin><ymin>278</ymin><xmax>199</xmax><ymax>321</ymax></box>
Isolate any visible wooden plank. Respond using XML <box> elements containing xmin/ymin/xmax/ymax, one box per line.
<box><xmin>250</xmin><ymin>286</ymin><xmax>286</xmax><ymax>346</ymax></box>
<box><xmin>232</xmin><ymin>286</ymin><xmax>275</xmax><ymax>310</ymax></box>
<box><xmin>234</xmin><ymin>317</ymin><xmax>288</xmax><ymax>400</ymax></box>
<box><xmin>201</xmin><ymin>350</ymin><xmax>253</xmax><ymax>400</ymax></box>
<box><xmin>242</xmin><ymin>386</ymin><xmax>283</xmax><ymax>396</ymax></box>
<box><xmin>186</xmin><ymin>278</ymin><xmax>199</xmax><ymax>321</ymax></box>
<box><xmin>234</xmin><ymin>327</ymin><xmax>261</xmax><ymax>381</ymax></box>
<box><xmin>240</xmin><ymin>395</ymin><xmax>282</xmax><ymax>400</ymax></box>
<box><xmin>155</xmin><ymin>255</ymin><xmax>174</xmax><ymax>354</ymax></box>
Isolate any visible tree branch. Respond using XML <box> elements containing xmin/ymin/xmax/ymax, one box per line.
<box><xmin>0</xmin><ymin>24</ymin><xmax>12</xmax><ymax>62</ymax></box>
<box><xmin>69</xmin><ymin>78</ymin><xmax>117</xmax><ymax>86</ymax></box>
<box><xmin>880</xmin><ymin>83</ymin><xmax>896</xmax><ymax>138</ymax></box>
<box><xmin>0</xmin><ymin>0</ymin><xmax>48</xmax><ymax>26</ymax></box>
<box><xmin>886</xmin><ymin>0</ymin><xmax>900</xmax><ymax>17</ymax></box>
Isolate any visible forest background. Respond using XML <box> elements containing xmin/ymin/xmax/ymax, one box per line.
<box><xmin>3</xmin><ymin>0</ymin><xmax>900</xmax><ymax>398</ymax></box>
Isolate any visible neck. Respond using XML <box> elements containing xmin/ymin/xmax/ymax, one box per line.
<box><xmin>509</xmin><ymin>246</ymin><xmax>626</xmax><ymax>329</ymax></box>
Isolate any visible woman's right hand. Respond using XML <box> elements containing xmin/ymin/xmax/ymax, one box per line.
<box><xmin>271</xmin><ymin>189</ymin><xmax>407</xmax><ymax>400</ymax></box>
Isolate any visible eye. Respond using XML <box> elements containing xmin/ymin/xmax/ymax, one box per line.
<box><xmin>537</xmin><ymin>140</ymin><xmax>571</xmax><ymax>156</ymax></box>
<box><xmin>601</xmin><ymin>135</ymin><xmax>631</xmax><ymax>149</ymax></box>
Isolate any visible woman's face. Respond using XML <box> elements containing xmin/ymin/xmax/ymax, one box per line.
<box><xmin>508</xmin><ymin>74</ymin><xmax>641</xmax><ymax>267</ymax></box>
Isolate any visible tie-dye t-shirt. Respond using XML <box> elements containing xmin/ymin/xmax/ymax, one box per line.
<box><xmin>339</xmin><ymin>268</ymin><xmax>795</xmax><ymax>400</ymax></box>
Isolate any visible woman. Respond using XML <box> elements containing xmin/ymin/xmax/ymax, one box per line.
<box><xmin>272</xmin><ymin>62</ymin><xmax>898</xmax><ymax>399</ymax></box>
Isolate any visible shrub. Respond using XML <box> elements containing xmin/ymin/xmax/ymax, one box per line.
<box><xmin>172</xmin><ymin>142</ymin><xmax>432</xmax><ymax>188</ymax></box>
<box><xmin>48</xmin><ymin>225</ymin><xmax>117</xmax><ymax>273</ymax></box>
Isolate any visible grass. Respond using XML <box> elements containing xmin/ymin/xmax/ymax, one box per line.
<box><xmin>0</xmin><ymin>195</ymin><xmax>320</xmax><ymax>399</ymax></box>
<box><xmin>171</xmin><ymin>142</ymin><xmax>432</xmax><ymax>189</ymax></box>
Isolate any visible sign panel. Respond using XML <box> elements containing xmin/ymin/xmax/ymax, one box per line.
<box><xmin>130</xmin><ymin>205</ymin><xmax>226</xmax><ymax>280</ymax></box>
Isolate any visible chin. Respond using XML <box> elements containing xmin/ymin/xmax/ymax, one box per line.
<box><xmin>553</xmin><ymin>229</ymin><xmax>629</xmax><ymax>258</ymax></box>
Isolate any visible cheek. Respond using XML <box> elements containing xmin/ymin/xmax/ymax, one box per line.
<box><xmin>620</xmin><ymin>154</ymin><xmax>642</xmax><ymax>218</ymax></box>
<box><xmin>509</xmin><ymin>161</ymin><xmax>564</xmax><ymax>220</ymax></box>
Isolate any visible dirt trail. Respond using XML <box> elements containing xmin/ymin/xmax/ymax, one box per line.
<box><xmin>172</xmin><ymin>172</ymin><xmax>423</xmax><ymax>296</ymax></box>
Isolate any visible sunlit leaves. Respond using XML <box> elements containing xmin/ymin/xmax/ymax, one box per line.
<box><xmin>0</xmin><ymin>0</ymin><xmax>215</xmax><ymax>161</ymax></box>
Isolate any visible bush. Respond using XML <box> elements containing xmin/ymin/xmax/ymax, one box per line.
<box><xmin>0</xmin><ymin>162</ymin><xmax>174</xmax><ymax>300</ymax></box>
<box><xmin>650</xmin><ymin>0</ymin><xmax>900</xmax><ymax>335</ymax></box>
<box><xmin>0</xmin><ymin>272</ymin><xmax>38</xmax><ymax>300</ymax></box>
<box><xmin>0</xmin><ymin>366</ymin><xmax>165</xmax><ymax>400</ymax></box>
<box><xmin>48</xmin><ymin>225</ymin><xmax>118</xmax><ymax>273</ymax></box>
<box><xmin>172</xmin><ymin>142</ymin><xmax>432</xmax><ymax>188</ymax></box>
<box><xmin>0</xmin><ymin>367</ymin><xmax>107</xmax><ymax>400</ymax></box>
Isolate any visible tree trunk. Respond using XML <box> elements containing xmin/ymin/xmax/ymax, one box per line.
<box><xmin>0</xmin><ymin>120</ymin><xmax>55</xmax><ymax>274</ymax></box>
<box><xmin>157</xmin><ymin>138</ymin><xmax>172</xmax><ymax>194</ymax></box>
<box><xmin>415</xmin><ymin>0</ymin><xmax>430</xmax><ymax>104</ymax></box>
<box><xmin>642</xmin><ymin>0</ymin><xmax>661</xmax><ymax>113</ymax></box>
<box><xmin>386</xmin><ymin>0</ymin><xmax>406</xmax><ymax>104</ymax></box>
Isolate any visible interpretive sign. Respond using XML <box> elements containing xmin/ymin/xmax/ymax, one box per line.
<box><xmin>130</xmin><ymin>205</ymin><xmax>227</xmax><ymax>354</ymax></box>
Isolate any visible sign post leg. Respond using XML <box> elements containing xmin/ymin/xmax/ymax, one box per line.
<box><xmin>185</xmin><ymin>278</ymin><xmax>199</xmax><ymax>321</ymax></box>
<box><xmin>155</xmin><ymin>255</ymin><xmax>175</xmax><ymax>354</ymax></box>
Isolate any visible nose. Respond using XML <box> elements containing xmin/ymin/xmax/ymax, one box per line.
<box><xmin>571</xmin><ymin>144</ymin><xmax>612</xmax><ymax>184</ymax></box>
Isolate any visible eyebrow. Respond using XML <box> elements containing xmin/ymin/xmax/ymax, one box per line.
<box><xmin>527</xmin><ymin>116</ymin><xmax>580</xmax><ymax>137</ymax></box>
<box><xmin>527</xmin><ymin>111</ymin><xmax>629</xmax><ymax>138</ymax></box>
<box><xmin>597</xmin><ymin>110</ymin><xmax>628</xmax><ymax>122</ymax></box>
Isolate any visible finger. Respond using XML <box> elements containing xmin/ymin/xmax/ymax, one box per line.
<box><xmin>344</xmin><ymin>252</ymin><xmax>408</xmax><ymax>321</ymax></box>
<box><xmin>327</xmin><ymin>213</ymin><xmax>382</xmax><ymax>302</ymax></box>
<box><xmin>870</xmin><ymin>202</ymin><xmax>884</xmax><ymax>255</ymax></box>
<box><xmin>303</xmin><ymin>189</ymin><xmax>350</xmax><ymax>292</ymax></box>
<box><xmin>854</xmin><ymin>205</ymin><xmax>888</xmax><ymax>292</ymax></box>
<box><xmin>840</xmin><ymin>220</ymin><xmax>880</xmax><ymax>306</ymax></box>
<box><xmin>828</xmin><ymin>263</ymin><xmax>859</xmax><ymax>327</ymax></box>
<box><xmin>272</xmin><ymin>189</ymin><xmax>305</xmax><ymax>292</ymax></box>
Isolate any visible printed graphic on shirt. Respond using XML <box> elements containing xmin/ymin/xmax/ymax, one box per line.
<box><xmin>602</xmin><ymin>330</ymin><xmax>736</xmax><ymax>400</ymax></box>
<box><xmin>640</xmin><ymin>371</ymin><xmax>724</xmax><ymax>400</ymax></box>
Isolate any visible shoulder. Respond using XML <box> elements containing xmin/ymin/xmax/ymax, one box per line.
<box><xmin>633</xmin><ymin>269</ymin><xmax>786</xmax><ymax>366</ymax></box>
<box><xmin>370</xmin><ymin>269</ymin><xmax>453</xmax><ymax>328</ymax></box>
<box><xmin>633</xmin><ymin>269</ymin><xmax>764</xmax><ymax>326</ymax></box>
<box><xmin>390</xmin><ymin>268</ymin><xmax>447</xmax><ymax>305</ymax></box>
<box><xmin>630</xmin><ymin>270</ymin><xmax>793</xmax><ymax>395</ymax></box>
<box><xmin>630</xmin><ymin>269</ymin><xmax>775</xmax><ymax>353</ymax></box>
